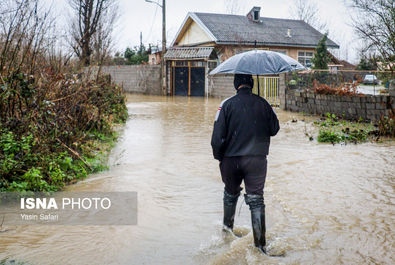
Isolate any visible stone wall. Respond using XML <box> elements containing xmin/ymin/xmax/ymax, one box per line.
<box><xmin>97</xmin><ymin>65</ymin><xmax>161</xmax><ymax>95</ymax></box>
<box><xmin>208</xmin><ymin>74</ymin><xmax>235</xmax><ymax>98</ymax></box>
<box><xmin>283</xmin><ymin>89</ymin><xmax>394</xmax><ymax>121</ymax></box>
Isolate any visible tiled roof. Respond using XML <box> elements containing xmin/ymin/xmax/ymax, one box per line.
<box><xmin>164</xmin><ymin>47</ymin><xmax>214</xmax><ymax>59</ymax></box>
<box><xmin>192</xmin><ymin>12</ymin><xmax>339</xmax><ymax>48</ymax></box>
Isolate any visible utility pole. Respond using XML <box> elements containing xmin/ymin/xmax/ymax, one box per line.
<box><xmin>145</xmin><ymin>0</ymin><xmax>167</xmax><ymax>96</ymax></box>
<box><xmin>162</xmin><ymin>0</ymin><xmax>166</xmax><ymax>96</ymax></box>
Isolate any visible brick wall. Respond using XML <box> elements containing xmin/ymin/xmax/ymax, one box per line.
<box><xmin>98</xmin><ymin>65</ymin><xmax>161</xmax><ymax>95</ymax></box>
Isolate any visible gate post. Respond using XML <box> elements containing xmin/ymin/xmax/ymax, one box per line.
<box><xmin>279</xmin><ymin>73</ymin><xmax>286</xmax><ymax>110</ymax></box>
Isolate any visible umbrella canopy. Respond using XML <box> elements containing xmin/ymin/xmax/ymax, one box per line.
<box><xmin>209</xmin><ymin>50</ymin><xmax>305</xmax><ymax>75</ymax></box>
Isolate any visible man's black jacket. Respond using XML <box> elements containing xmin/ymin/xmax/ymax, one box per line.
<box><xmin>211</xmin><ymin>86</ymin><xmax>280</xmax><ymax>161</ymax></box>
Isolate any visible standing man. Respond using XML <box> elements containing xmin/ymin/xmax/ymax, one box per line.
<box><xmin>211</xmin><ymin>74</ymin><xmax>280</xmax><ymax>254</ymax></box>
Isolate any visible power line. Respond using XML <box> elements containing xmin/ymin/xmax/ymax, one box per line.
<box><xmin>145</xmin><ymin>3</ymin><xmax>158</xmax><ymax>43</ymax></box>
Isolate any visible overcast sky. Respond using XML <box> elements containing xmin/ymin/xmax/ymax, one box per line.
<box><xmin>51</xmin><ymin>0</ymin><xmax>362</xmax><ymax>63</ymax></box>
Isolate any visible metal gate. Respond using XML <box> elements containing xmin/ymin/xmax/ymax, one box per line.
<box><xmin>171</xmin><ymin>61</ymin><xmax>205</xmax><ymax>96</ymax></box>
<box><xmin>174</xmin><ymin>67</ymin><xmax>188</xmax><ymax>96</ymax></box>
<box><xmin>252</xmin><ymin>76</ymin><xmax>279</xmax><ymax>106</ymax></box>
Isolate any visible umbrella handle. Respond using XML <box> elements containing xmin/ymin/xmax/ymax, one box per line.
<box><xmin>257</xmin><ymin>74</ymin><xmax>260</xmax><ymax>96</ymax></box>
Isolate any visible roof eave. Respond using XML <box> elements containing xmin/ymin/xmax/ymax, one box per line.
<box><xmin>165</xmin><ymin>57</ymin><xmax>208</xmax><ymax>60</ymax></box>
<box><xmin>164</xmin><ymin>47</ymin><xmax>215</xmax><ymax>60</ymax></box>
<box><xmin>215</xmin><ymin>41</ymin><xmax>339</xmax><ymax>49</ymax></box>
<box><xmin>176</xmin><ymin>41</ymin><xmax>216</xmax><ymax>47</ymax></box>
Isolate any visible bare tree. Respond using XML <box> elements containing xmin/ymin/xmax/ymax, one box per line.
<box><xmin>92</xmin><ymin>3</ymin><xmax>118</xmax><ymax>63</ymax></box>
<box><xmin>68</xmin><ymin>0</ymin><xmax>117</xmax><ymax>66</ymax></box>
<box><xmin>92</xmin><ymin>3</ymin><xmax>118</xmax><ymax>78</ymax></box>
<box><xmin>224</xmin><ymin>0</ymin><xmax>241</xmax><ymax>15</ymax></box>
<box><xmin>289</xmin><ymin>0</ymin><xmax>327</xmax><ymax>33</ymax></box>
<box><xmin>349</xmin><ymin>0</ymin><xmax>395</xmax><ymax>65</ymax></box>
<box><xmin>0</xmin><ymin>0</ymin><xmax>55</xmax><ymax>75</ymax></box>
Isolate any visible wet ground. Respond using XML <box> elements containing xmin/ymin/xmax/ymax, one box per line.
<box><xmin>1</xmin><ymin>94</ymin><xmax>394</xmax><ymax>265</ymax></box>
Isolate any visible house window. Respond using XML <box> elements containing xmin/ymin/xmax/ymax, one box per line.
<box><xmin>298</xmin><ymin>51</ymin><xmax>314</xmax><ymax>67</ymax></box>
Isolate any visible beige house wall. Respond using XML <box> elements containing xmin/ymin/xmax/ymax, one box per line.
<box><xmin>178</xmin><ymin>20</ymin><xmax>213</xmax><ymax>46</ymax></box>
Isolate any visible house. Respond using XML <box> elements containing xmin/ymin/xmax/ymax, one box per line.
<box><xmin>148</xmin><ymin>46</ymin><xmax>162</xmax><ymax>65</ymax></box>
<box><xmin>328</xmin><ymin>53</ymin><xmax>356</xmax><ymax>71</ymax></box>
<box><xmin>165</xmin><ymin>6</ymin><xmax>339</xmax><ymax>96</ymax></box>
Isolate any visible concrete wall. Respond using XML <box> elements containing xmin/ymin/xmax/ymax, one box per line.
<box><xmin>208</xmin><ymin>74</ymin><xmax>235</xmax><ymax>98</ymax></box>
<box><xmin>98</xmin><ymin>65</ymin><xmax>161</xmax><ymax>95</ymax></box>
<box><xmin>280</xmin><ymin>82</ymin><xmax>394</xmax><ymax>121</ymax></box>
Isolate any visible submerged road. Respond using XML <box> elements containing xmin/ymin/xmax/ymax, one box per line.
<box><xmin>1</xmin><ymin>94</ymin><xmax>394</xmax><ymax>265</ymax></box>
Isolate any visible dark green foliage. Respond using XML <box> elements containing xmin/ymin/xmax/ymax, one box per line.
<box><xmin>315</xmin><ymin>113</ymin><xmax>371</xmax><ymax>144</ymax></box>
<box><xmin>312</xmin><ymin>33</ymin><xmax>330</xmax><ymax>69</ymax></box>
<box><xmin>317</xmin><ymin>129</ymin><xmax>343</xmax><ymax>143</ymax></box>
<box><xmin>0</xmin><ymin>73</ymin><xmax>128</xmax><ymax>192</ymax></box>
<box><xmin>356</xmin><ymin>56</ymin><xmax>377</xmax><ymax>70</ymax></box>
<box><xmin>124</xmin><ymin>45</ymin><xmax>149</xmax><ymax>65</ymax></box>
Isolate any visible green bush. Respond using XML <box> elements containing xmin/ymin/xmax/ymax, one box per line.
<box><xmin>315</xmin><ymin>113</ymin><xmax>372</xmax><ymax>144</ymax></box>
<box><xmin>317</xmin><ymin>129</ymin><xmax>343</xmax><ymax>143</ymax></box>
<box><xmin>0</xmin><ymin>73</ymin><xmax>128</xmax><ymax>192</ymax></box>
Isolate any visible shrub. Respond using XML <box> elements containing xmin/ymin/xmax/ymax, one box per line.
<box><xmin>0</xmin><ymin>73</ymin><xmax>128</xmax><ymax>192</ymax></box>
<box><xmin>312</xmin><ymin>80</ymin><xmax>359</xmax><ymax>96</ymax></box>
<box><xmin>378</xmin><ymin>108</ymin><xmax>395</xmax><ymax>137</ymax></box>
<box><xmin>317</xmin><ymin>129</ymin><xmax>343</xmax><ymax>143</ymax></box>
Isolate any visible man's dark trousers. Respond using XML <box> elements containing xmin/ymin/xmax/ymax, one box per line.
<box><xmin>220</xmin><ymin>155</ymin><xmax>267</xmax><ymax>196</ymax></box>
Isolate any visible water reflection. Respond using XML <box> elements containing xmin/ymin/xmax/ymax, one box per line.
<box><xmin>0</xmin><ymin>94</ymin><xmax>394</xmax><ymax>265</ymax></box>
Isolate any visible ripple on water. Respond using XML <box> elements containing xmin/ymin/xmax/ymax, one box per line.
<box><xmin>1</xmin><ymin>95</ymin><xmax>394</xmax><ymax>265</ymax></box>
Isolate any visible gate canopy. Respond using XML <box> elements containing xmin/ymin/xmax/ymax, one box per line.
<box><xmin>164</xmin><ymin>47</ymin><xmax>215</xmax><ymax>60</ymax></box>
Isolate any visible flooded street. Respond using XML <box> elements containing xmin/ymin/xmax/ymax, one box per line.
<box><xmin>1</xmin><ymin>94</ymin><xmax>394</xmax><ymax>265</ymax></box>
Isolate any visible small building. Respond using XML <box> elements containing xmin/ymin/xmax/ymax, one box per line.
<box><xmin>165</xmin><ymin>6</ymin><xmax>339</xmax><ymax>96</ymax></box>
<box><xmin>328</xmin><ymin>53</ymin><xmax>356</xmax><ymax>71</ymax></box>
<box><xmin>164</xmin><ymin>47</ymin><xmax>218</xmax><ymax>96</ymax></box>
<box><xmin>148</xmin><ymin>46</ymin><xmax>162</xmax><ymax>65</ymax></box>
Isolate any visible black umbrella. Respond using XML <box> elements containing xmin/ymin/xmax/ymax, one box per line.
<box><xmin>209</xmin><ymin>49</ymin><xmax>305</xmax><ymax>95</ymax></box>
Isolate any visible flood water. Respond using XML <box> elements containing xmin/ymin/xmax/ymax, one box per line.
<box><xmin>1</xmin><ymin>94</ymin><xmax>394</xmax><ymax>265</ymax></box>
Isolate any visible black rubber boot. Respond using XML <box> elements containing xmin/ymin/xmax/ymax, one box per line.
<box><xmin>245</xmin><ymin>194</ymin><xmax>266</xmax><ymax>254</ymax></box>
<box><xmin>223</xmin><ymin>190</ymin><xmax>239</xmax><ymax>231</ymax></box>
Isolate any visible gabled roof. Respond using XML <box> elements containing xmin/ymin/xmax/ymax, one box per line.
<box><xmin>164</xmin><ymin>47</ymin><xmax>215</xmax><ymax>60</ymax></box>
<box><xmin>172</xmin><ymin>12</ymin><xmax>339</xmax><ymax>49</ymax></box>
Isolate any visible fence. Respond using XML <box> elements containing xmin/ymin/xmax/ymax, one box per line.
<box><xmin>286</xmin><ymin>69</ymin><xmax>395</xmax><ymax>96</ymax></box>
<box><xmin>281</xmin><ymin>70</ymin><xmax>395</xmax><ymax>121</ymax></box>
<box><xmin>253</xmin><ymin>76</ymin><xmax>279</xmax><ymax>106</ymax></box>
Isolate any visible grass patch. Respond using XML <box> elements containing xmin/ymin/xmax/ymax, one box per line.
<box><xmin>314</xmin><ymin>113</ymin><xmax>376</xmax><ymax>144</ymax></box>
